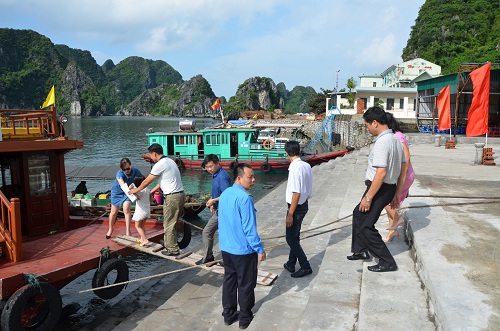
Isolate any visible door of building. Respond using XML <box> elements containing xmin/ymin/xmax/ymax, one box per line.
<box><xmin>25</xmin><ymin>152</ymin><xmax>61</xmax><ymax>236</ymax></box>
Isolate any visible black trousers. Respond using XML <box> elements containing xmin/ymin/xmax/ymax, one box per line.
<box><xmin>221</xmin><ymin>251</ymin><xmax>258</xmax><ymax>326</ymax></box>
<box><xmin>351</xmin><ymin>182</ymin><xmax>397</xmax><ymax>267</ymax></box>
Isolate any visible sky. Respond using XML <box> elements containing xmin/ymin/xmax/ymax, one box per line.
<box><xmin>0</xmin><ymin>0</ymin><xmax>425</xmax><ymax>99</ymax></box>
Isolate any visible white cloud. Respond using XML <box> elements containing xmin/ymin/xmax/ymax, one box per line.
<box><xmin>0</xmin><ymin>0</ymin><xmax>425</xmax><ymax>97</ymax></box>
<box><xmin>354</xmin><ymin>34</ymin><xmax>402</xmax><ymax>68</ymax></box>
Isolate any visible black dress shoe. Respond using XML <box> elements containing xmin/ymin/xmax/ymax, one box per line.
<box><xmin>291</xmin><ymin>268</ymin><xmax>312</xmax><ymax>278</ymax></box>
<box><xmin>195</xmin><ymin>256</ymin><xmax>214</xmax><ymax>265</ymax></box>
<box><xmin>346</xmin><ymin>251</ymin><xmax>370</xmax><ymax>261</ymax></box>
<box><xmin>224</xmin><ymin>312</ymin><xmax>239</xmax><ymax>326</ymax></box>
<box><xmin>367</xmin><ymin>264</ymin><xmax>398</xmax><ymax>272</ymax></box>
<box><xmin>239</xmin><ymin>315</ymin><xmax>253</xmax><ymax>329</ymax></box>
<box><xmin>161</xmin><ymin>249</ymin><xmax>180</xmax><ymax>256</ymax></box>
<box><xmin>283</xmin><ymin>263</ymin><xmax>295</xmax><ymax>273</ymax></box>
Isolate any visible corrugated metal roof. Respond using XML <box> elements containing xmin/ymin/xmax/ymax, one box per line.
<box><xmin>416</xmin><ymin>68</ymin><xmax>500</xmax><ymax>94</ymax></box>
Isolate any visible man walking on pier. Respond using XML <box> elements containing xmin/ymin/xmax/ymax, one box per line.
<box><xmin>196</xmin><ymin>154</ymin><xmax>231</xmax><ymax>265</ymax></box>
<box><xmin>347</xmin><ymin>106</ymin><xmax>404</xmax><ymax>272</ymax></box>
<box><xmin>283</xmin><ymin>140</ymin><xmax>313</xmax><ymax>278</ymax></box>
<box><xmin>218</xmin><ymin>163</ymin><xmax>266</xmax><ymax>329</ymax></box>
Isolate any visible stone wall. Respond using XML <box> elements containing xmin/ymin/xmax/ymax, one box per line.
<box><xmin>254</xmin><ymin>114</ymin><xmax>373</xmax><ymax>151</ymax></box>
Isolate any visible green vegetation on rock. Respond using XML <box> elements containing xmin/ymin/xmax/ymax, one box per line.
<box><xmin>403</xmin><ymin>0</ymin><xmax>500</xmax><ymax>73</ymax></box>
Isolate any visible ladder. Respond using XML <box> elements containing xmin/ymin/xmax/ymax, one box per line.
<box><xmin>305</xmin><ymin>106</ymin><xmax>342</xmax><ymax>154</ymax></box>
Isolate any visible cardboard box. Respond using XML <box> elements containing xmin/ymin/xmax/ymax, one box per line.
<box><xmin>70</xmin><ymin>198</ymin><xmax>96</xmax><ymax>206</ymax></box>
<box><xmin>81</xmin><ymin>198</ymin><xmax>95</xmax><ymax>206</ymax></box>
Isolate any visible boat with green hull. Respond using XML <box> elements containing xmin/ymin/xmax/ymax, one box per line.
<box><xmin>143</xmin><ymin>120</ymin><xmax>349</xmax><ymax>172</ymax></box>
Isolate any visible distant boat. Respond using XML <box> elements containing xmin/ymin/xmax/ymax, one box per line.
<box><xmin>142</xmin><ymin>119</ymin><xmax>349</xmax><ymax>172</ymax></box>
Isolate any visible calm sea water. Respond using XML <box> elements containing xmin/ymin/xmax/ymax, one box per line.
<box><xmin>58</xmin><ymin>116</ymin><xmax>287</xmax><ymax>329</ymax></box>
<box><xmin>63</xmin><ymin>116</ymin><xmax>288</xmax><ymax>203</ymax></box>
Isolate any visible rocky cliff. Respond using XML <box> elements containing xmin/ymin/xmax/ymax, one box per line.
<box><xmin>0</xmin><ymin>28</ymin><xmax>319</xmax><ymax>116</ymax></box>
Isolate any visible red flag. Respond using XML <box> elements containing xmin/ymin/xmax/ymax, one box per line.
<box><xmin>466</xmin><ymin>62</ymin><xmax>491</xmax><ymax>136</ymax></box>
<box><xmin>211</xmin><ymin>98</ymin><xmax>221</xmax><ymax>110</ymax></box>
<box><xmin>437</xmin><ymin>85</ymin><xmax>451</xmax><ymax>130</ymax></box>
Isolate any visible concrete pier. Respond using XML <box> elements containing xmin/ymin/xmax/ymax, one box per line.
<box><xmin>70</xmin><ymin>138</ymin><xmax>500</xmax><ymax>331</ymax></box>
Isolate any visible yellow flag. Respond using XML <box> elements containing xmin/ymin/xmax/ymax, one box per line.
<box><xmin>41</xmin><ymin>85</ymin><xmax>55</xmax><ymax>108</ymax></box>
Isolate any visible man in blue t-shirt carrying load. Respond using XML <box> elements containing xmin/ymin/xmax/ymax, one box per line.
<box><xmin>196</xmin><ymin>154</ymin><xmax>231</xmax><ymax>265</ymax></box>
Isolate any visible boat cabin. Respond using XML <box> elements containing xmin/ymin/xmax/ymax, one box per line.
<box><xmin>0</xmin><ymin>107</ymin><xmax>83</xmax><ymax>262</ymax></box>
<box><xmin>146</xmin><ymin>121</ymin><xmax>305</xmax><ymax>163</ymax></box>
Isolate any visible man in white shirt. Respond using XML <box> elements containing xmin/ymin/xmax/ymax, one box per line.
<box><xmin>130</xmin><ymin>143</ymin><xmax>185</xmax><ymax>256</ymax></box>
<box><xmin>283</xmin><ymin>141</ymin><xmax>313</xmax><ymax>278</ymax></box>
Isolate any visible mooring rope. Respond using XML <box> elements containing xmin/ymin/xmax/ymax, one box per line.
<box><xmin>183</xmin><ymin>219</ymin><xmax>205</xmax><ymax>232</ymax></box>
<box><xmin>85</xmin><ymin>210</ymin><xmax>109</xmax><ymax>227</ymax></box>
<box><xmin>67</xmin><ymin>198</ymin><xmax>500</xmax><ymax>295</ymax></box>
<box><xmin>62</xmin><ymin>260</ymin><xmax>222</xmax><ymax>297</ymax></box>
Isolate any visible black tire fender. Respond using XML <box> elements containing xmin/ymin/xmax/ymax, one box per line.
<box><xmin>1</xmin><ymin>282</ymin><xmax>62</xmax><ymax>331</ymax></box>
<box><xmin>260</xmin><ymin>162</ymin><xmax>272</xmax><ymax>173</ymax></box>
<box><xmin>92</xmin><ymin>258</ymin><xmax>129</xmax><ymax>300</ymax></box>
<box><xmin>177</xmin><ymin>221</ymin><xmax>192</xmax><ymax>249</ymax></box>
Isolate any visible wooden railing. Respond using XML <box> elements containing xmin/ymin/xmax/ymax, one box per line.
<box><xmin>0</xmin><ymin>191</ymin><xmax>22</xmax><ymax>262</ymax></box>
<box><xmin>0</xmin><ymin>106</ymin><xmax>58</xmax><ymax>140</ymax></box>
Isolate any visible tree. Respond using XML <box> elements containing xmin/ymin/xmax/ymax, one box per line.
<box><xmin>346</xmin><ymin>77</ymin><xmax>357</xmax><ymax>107</ymax></box>
<box><xmin>307</xmin><ymin>88</ymin><xmax>333</xmax><ymax>115</ymax></box>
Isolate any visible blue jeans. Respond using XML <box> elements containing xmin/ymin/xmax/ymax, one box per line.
<box><xmin>285</xmin><ymin>201</ymin><xmax>311</xmax><ymax>270</ymax></box>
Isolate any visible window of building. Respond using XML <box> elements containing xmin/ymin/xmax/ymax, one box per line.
<box><xmin>400</xmin><ymin>99</ymin><xmax>404</xmax><ymax>109</ymax></box>
<box><xmin>362</xmin><ymin>98</ymin><xmax>368</xmax><ymax>110</ymax></box>
<box><xmin>387</xmin><ymin>98</ymin><xmax>394</xmax><ymax>110</ymax></box>
<box><xmin>372</xmin><ymin>82</ymin><xmax>377</xmax><ymax>87</ymax></box>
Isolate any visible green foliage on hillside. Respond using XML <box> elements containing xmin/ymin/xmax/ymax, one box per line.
<box><xmin>284</xmin><ymin>86</ymin><xmax>316</xmax><ymax>114</ymax></box>
<box><xmin>308</xmin><ymin>88</ymin><xmax>333</xmax><ymax>115</ymax></box>
<box><xmin>0</xmin><ymin>28</ymin><xmax>66</xmax><ymax>108</ymax></box>
<box><xmin>403</xmin><ymin>0</ymin><xmax>500</xmax><ymax>73</ymax></box>
<box><xmin>103</xmin><ymin>56</ymin><xmax>183</xmax><ymax>106</ymax></box>
<box><xmin>55</xmin><ymin>44</ymin><xmax>106</xmax><ymax>87</ymax></box>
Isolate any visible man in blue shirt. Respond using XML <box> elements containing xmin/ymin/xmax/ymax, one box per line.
<box><xmin>196</xmin><ymin>154</ymin><xmax>231</xmax><ymax>265</ymax></box>
<box><xmin>218</xmin><ymin>163</ymin><xmax>266</xmax><ymax>329</ymax></box>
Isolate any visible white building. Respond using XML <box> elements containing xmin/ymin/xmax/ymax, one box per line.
<box><xmin>328</xmin><ymin>58</ymin><xmax>441</xmax><ymax>119</ymax></box>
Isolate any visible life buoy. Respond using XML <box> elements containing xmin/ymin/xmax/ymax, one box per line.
<box><xmin>176</xmin><ymin>220</ymin><xmax>192</xmax><ymax>249</ymax></box>
<box><xmin>262</xmin><ymin>139</ymin><xmax>274</xmax><ymax>150</ymax></box>
<box><xmin>229</xmin><ymin>161</ymin><xmax>238</xmax><ymax>171</ymax></box>
<box><xmin>92</xmin><ymin>258</ymin><xmax>129</xmax><ymax>300</ymax></box>
<box><xmin>175</xmin><ymin>158</ymin><xmax>183</xmax><ymax>168</ymax></box>
<box><xmin>260</xmin><ymin>162</ymin><xmax>272</xmax><ymax>173</ymax></box>
<box><xmin>1</xmin><ymin>282</ymin><xmax>62</xmax><ymax>331</ymax></box>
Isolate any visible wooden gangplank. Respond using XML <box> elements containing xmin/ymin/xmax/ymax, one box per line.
<box><xmin>113</xmin><ymin>235</ymin><xmax>277</xmax><ymax>286</ymax></box>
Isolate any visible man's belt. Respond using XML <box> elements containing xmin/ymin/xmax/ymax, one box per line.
<box><xmin>164</xmin><ymin>190</ymin><xmax>184</xmax><ymax>197</ymax></box>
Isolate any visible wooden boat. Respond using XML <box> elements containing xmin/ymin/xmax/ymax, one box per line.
<box><xmin>0</xmin><ymin>106</ymin><xmax>192</xmax><ymax>330</ymax></box>
<box><xmin>143</xmin><ymin>120</ymin><xmax>349</xmax><ymax>171</ymax></box>
<box><xmin>64</xmin><ymin>166</ymin><xmax>209</xmax><ymax>218</ymax></box>
<box><xmin>68</xmin><ymin>195</ymin><xmax>207</xmax><ymax>219</ymax></box>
